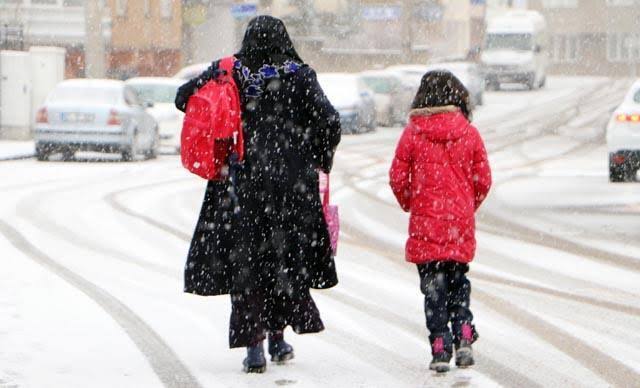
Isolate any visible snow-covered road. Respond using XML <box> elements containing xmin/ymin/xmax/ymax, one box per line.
<box><xmin>2</xmin><ymin>77</ymin><xmax>640</xmax><ymax>387</ymax></box>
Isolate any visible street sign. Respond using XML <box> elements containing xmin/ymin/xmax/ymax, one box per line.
<box><xmin>183</xmin><ymin>3</ymin><xmax>208</xmax><ymax>26</ymax></box>
<box><xmin>415</xmin><ymin>2</ymin><xmax>443</xmax><ymax>22</ymax></box>
<box><xmin>231</xmin><ymin>4</ymin><xmax>257</xmax><ymax>20</ymax></box>
<box><xmin>361</xmin><ymin>6</ymin><xmax>401</xmax><ymax>21</ymax></box>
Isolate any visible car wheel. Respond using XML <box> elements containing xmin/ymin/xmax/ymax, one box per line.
<box><xmin>144</xmin><ymin>128</ymin><xmax>159</xmax><ymax>160</ymax></box>
<box><xmin>386</xmin><ymin>108</ymin><xmax>395</xmax><ymax>127</ymax></box>
<box><xmin>62</xmin><ymin>149</ymin><xmax>75</xmax><ymax>161</ymax></box>
<box><xmin>538</xmin><ymin>76</ymin><xmax>546</xmax><ymax>88</ymax></box>
<box><xmin>526</xmin><ymin>75</ymin><xmax>537</xmax><ymax>90</ymax></box>
<box><xmin>144</xmin><ymin>146</ymin><xmax>157</xmax><ymax>160</ymax></box>
<box><xmin>609</xmin><ymin>167</ymin><xmax>628</xmax><ymax>183</ymax></box>
<box><xmin>35</xmin><ymin>144</ymin><xmax>51</xmax><ymax>161</ymax></box>
<box><xmin>122</xmin><ymin>149</ymin><xmax>133</xmax><ymax>162</ymax></box>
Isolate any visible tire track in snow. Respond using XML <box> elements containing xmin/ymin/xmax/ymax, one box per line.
<box><xmin>102</xmin><ymin>182</ymin><xmax>482</xmax><ymax>384</ymax></box>
<box><xmin>338</xmin><ymin>162</ymin><xmax>640</xmax><ymax>314</ymax></box>
<box><xmin>0</xmin><ymin>220</ymin><xmax>202</xmax><ymax>388</ymax></box>
<box><xmin>340</xmin><ymin>224</ymin><xmax>640</xmax><ymax>387</ymax></box>
<box><xmin>105</xmin><ymin>179</ymin><xmax>542</xmax><ymax>388</ymax></box>
<box><xmin>15</xmin><ymin>184</ymin><xmax>178</xmax><ymax>280</ymax></box>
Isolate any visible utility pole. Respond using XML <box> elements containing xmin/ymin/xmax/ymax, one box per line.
<box><xmin>401</xmin><ymin>0</ymin><xmax>414</xmax><ymax>59</ymax></box>
<box><xmin>84</xmin><ymin>0</ymin><xmax>105</xmax><ymax>78</ymax></box>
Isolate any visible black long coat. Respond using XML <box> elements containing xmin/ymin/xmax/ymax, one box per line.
<box><xmin>183</xmin><ymin>62</ymin><xmax>341</xmax><ymax>296</ymax></box>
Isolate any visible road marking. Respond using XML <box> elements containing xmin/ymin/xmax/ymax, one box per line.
<box><xmin>0</xmin><ymin>220</ymin><xmax>203</xmax><ymax>388</ymax></box>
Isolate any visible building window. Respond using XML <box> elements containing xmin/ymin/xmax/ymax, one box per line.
<box><xmin>63</xmin><ymin>0</ymin><xmax>83</xmax><ymax>6</ymax></box>
<box><xmin>607</xmin><ymin>33</ymin><xmax>640</xmax><ymax>62</ymax></box>
<box><xmin>551</xmin><ymin>35</ymin><xmax>580</xmax><ymax>63</ymax></box>
<box><xmin>605</xmin><ymin>0</ymin><xmax>634</xmax><ymax>6</ymax></box>
<box><xmin>30</xmin><ymin>0</ymin><xmax>58</xmax><ymax>5</ymax></box>
<box><xmin>542</xmin><ymin>0</ymin><xmax>578</xmax><ymax>8</ymax></box>
<box><xmin>143</xmin><ymin>0</ymin><xmax>150</xmax><ymax>17</ymax></box>
<box><xmin>115</xmin><ymin>0</ymin><xmax>127</xmax><ymax>17</ymax></box>
<box><xmin>160</xmin><ymin>0</ymin><xmax>173</xmax><ymax>19</ymax></box>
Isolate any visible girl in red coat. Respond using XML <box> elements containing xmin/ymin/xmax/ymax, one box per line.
<box><xmin>389</xmin><ymin>70</ymin><xmax>492</xmax><ymax>373</ymax></box>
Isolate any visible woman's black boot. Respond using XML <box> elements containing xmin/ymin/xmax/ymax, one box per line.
<box><xmin>268</xmin><ymin>330</ymin><xmax>295</xmax><ymax>363</ymax></box>
<box><xmin>243</xmin><ymin>341</ymin><xmax>267</xmax><ymax>373</ymax></box>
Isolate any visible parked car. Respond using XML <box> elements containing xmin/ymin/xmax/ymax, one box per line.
<box><xmin>424</xmin><ymin>62</ymin><xmax>485</xmax><ymax>107</ymax></box>
<box><xmin>385</xmin><ymin>65</ymin><xmax>427</xmax><ymax>90</ymax></box>
<box><xmin>317</xmin><ymin>73</ymin><xmax>377</xmax><ymax>134</ymax></box>
<box><xmin>34</xmin><ymin>79</ymin><xmax>159</xmax><ymax>161</ymax></box>
<box><xmin>606</xmin><ymin>80</ymin><xmax>640</xmax><ymax>182</ymax></box>
<box><xmin>481</xmin><ymin>10</ymin><xmax>548</xmax><ymax>90</ymax></box>
<box><xmin>173</xmin><ymin>63</ymin><xmax>210</xmax><ymax>80</ymax></box>
<box><xmin>360</xmin><ymin>70</ymin><xmax>411</xmax><ymax>126</ymax></box>
<box><xmin>126</xmin><ymin>77</ymin><xmax>184</xmax><ymax>153</ymax></box>
<box><xmin>389</xmin><ymin>63</ymin><xmax>484</xmax><ymax>108</ymax></box>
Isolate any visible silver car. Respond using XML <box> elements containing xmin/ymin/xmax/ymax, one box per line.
<box><xmin>34</xmin><ymin>79</ymin><xmax>159</xmax><ymax>161</ymax></box>
<box><xmin>317</xmin><ymin>73</ymin><xmax>377</xmax><ymax>134</ymax></box>
<box><xmin>425</xmin><ymin>62</ymin><xmax>484</xmax><ymax>107</ymax></box>
<box><xmin>387</xmin><ymin>63</ymin><xmax>484</xmax><ymax>108</ymax></box>
<box><xmin>126</xmin><ymin>77</ymin><xmax>184</xmax><ymax>153</ymax></box>
<box><xmin>360</xmin><ymin>70</ymin><xmax>412</xmax><ymax>126</ymax></box>
<box><xmin>173</xmin><ymin>63</ymin><xmax>209</xmax><ymax>80</ymax></box>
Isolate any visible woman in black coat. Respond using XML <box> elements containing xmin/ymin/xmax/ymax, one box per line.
<box><xmin>175</xmin><ymin>15</ymin><xmax>341</xmax><ymax>373</ymax></box>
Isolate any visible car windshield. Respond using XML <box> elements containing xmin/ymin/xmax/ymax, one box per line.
<box><xmin>49</xmin><ymin>85</ymin><xmax>121</xmax><ymax>105</ymax></box>
<box><xmin>319</xmin><ymin>77</ymin><xmax>359</xmax><ymax>99</ymax></box>
<box><xmin>485</xmin><ymin>33</ymin><xmax>533</xmax><ymax>51</ymax></box>
<box><xmin>362</xmin><ymin>77</ymin><xmax>394</xmax><ymax>94</ymax></box>
<box><xmin>634</xmin><ymin>89</ymin><xmax>640</xmax><ymax>104</ymax></box>
<box><xmin>129</xmin><ymin>84</ymin><xmax>178</xmax><ymax>104</ymax></box>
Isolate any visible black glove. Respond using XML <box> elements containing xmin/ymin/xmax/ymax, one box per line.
<box><xmin>174</xmin><ymin>61</ymin><xmax>224</xmax><ymax>112</ymax></box>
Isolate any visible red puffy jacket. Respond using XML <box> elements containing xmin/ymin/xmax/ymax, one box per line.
<box><xmin>389</xmin><ymin>108</ymin><xmax>492</xmax><ymax>264</ymax></box>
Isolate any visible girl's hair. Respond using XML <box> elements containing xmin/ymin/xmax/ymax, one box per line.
<box><xmin>411</xmin><ymin>70</ymin><xmax>472</xmax><ymax>120</ymax></box>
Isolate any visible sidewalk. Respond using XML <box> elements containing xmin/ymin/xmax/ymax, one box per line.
<box><xmin>0</xmin><ymin>140</ymin><xmax>35</xmax><ymax>161</ymax></box>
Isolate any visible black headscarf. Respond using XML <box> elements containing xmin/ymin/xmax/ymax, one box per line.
<box><xmin>411</xmin><ymin>70</ymin><xmax>473</xmax><ymax>120</ymax></box>
<box><xmin>235</xmin><ymin>15</ymin><xmax>304</xmax><ymax>73</ymax></box>
<box><xmin>175</xmin><ymin>15</ymin><xmax>304</xmax><ymax>111</ymax></box>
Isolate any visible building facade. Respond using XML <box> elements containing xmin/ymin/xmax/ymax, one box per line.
<box><xmin>528</xmin><ymin>0</ymin><xmax>640</xmax><ymax>77</ymax></box>
<box><xmin>0</xmin><ymin>0</ymin><xmax>183</xmax><ymax>79</ymax></box>
<box><xmin>106</xmin><ymin>0</ymin><xmax>183</xmax><ymax>78</ymax></box>
<box><xmin>0</xmin><ymin>0</ymin><xmax>111</xmax><ymax>78</ymax></box>
<box><xmin>188</xmin><ymin>0</ymin><xmax>480</xmax><ymax>72</ymax></box>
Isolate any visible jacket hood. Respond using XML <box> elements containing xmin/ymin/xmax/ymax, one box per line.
<box><xmin>408</xmin><ymin>106</ymin><xmax>470</xmax><ymax>142</ymax></box>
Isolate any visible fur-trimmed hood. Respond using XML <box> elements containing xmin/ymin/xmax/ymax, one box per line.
<box><xmin>408</xmin><ymin>105</ymin><xmax>459</xmax><ymax>117</ymax></box>
<box><xmin>408</xmin><ymin>106</ymin><xmax>469</xmax><ymax>142</ymax></box>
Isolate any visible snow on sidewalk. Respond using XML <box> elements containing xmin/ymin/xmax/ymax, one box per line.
<box><xmin>0</xmin><ymin>233</ymin><xmax>162</xmax><ymax>388</ymax></box>
<box><xmin>0</xmin><ymin>141</ymin><xmax>35</xmax><ymax>161</ymax></box>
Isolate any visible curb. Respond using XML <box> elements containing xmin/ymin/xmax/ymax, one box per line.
<box><xmin>0</xmin><ymin>154</ymin><xmax>34</xmax><ymax>162</ymax></box>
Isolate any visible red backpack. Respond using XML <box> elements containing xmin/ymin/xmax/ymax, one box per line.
<box><xmin>181</xmin><ymin>56</ymin><xmax>243</xmax><ymax>180</ymax></box>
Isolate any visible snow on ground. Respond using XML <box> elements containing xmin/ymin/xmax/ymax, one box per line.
<box><xmin>2</xmin><ymin>77</ymin><xmax>640</xmax><ymax>387</ymax></box>
<box><xmin>0</xmin><ymin>141</ymin><xmax>34</xmax><ymax>161</ymax></box>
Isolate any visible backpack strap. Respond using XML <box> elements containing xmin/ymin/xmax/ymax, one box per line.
<box><xmin>219</xmin><ymin>56</ymin><xmax>236</xmax><ymax>79</ymax></box>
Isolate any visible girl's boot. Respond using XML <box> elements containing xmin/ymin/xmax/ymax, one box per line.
<box><xmin>268</xmin><ymin>330</ymin><xmax>295</xmax><ymax>363</ymax></box>
<box><xmin>429</xmin><ymin>336</ymin><xmax>452</xmax><ymax>373</ymax></box>
<box><xmin>455</xmin><ymin>323</ymin><xmax>476</xmax><ymax>368</ymax></box>
<box><xmin>243</xmin><ymin>341</ymin><xmax>267</xmax><ymax>373</ymax></box>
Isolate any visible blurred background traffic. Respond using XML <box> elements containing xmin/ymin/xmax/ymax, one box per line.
<box><xmin>1</xmin><ymin>0</ymin><xmax>639</xmax><ymax>171</ymax></box>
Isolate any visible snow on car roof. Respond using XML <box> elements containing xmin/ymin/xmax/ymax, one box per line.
<box><xmin>386</xmin><ymin>65</ymin><xmax>429</xmax><ymax>74</ymax></box>
<box><xmin>174</xmin><ymin>63</ymin><xmax>209</xmax><ymax>79</ymax></box>
<box><xmin>317</xmin><ymin>73</ymin><xmax>361</xmax><ymax>84</ymax></box>
<box><xmin>360</xmin><ymin>70</ymin><xmax>397</xmax><ymax>79</ymax></box>
<box><xmin>58</xmin><ymin>78</ymin><xmax>124</xmax><ymax>88</ymax></box>
<box><xmin>125</xmin><ymin>77</ymin><xmax>183</xmax><ymax>86</ymax></box>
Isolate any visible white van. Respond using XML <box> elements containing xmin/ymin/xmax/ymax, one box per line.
<box><xmin>481</xmin><ymin>10</ymin><xmax>548</xmax><ymax>90</ymax></box>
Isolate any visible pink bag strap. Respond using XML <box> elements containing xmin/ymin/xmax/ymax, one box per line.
<box><xmin>323</xmin><ymin>174</ymin><xmax>330</xmax><ymax>207</ymax></box>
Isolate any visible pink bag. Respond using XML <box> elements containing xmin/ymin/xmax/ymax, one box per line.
<box><xmin>319</xmin><ymin>172</ymin><xmax>339</xmax><ymax>256</ymax></box>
